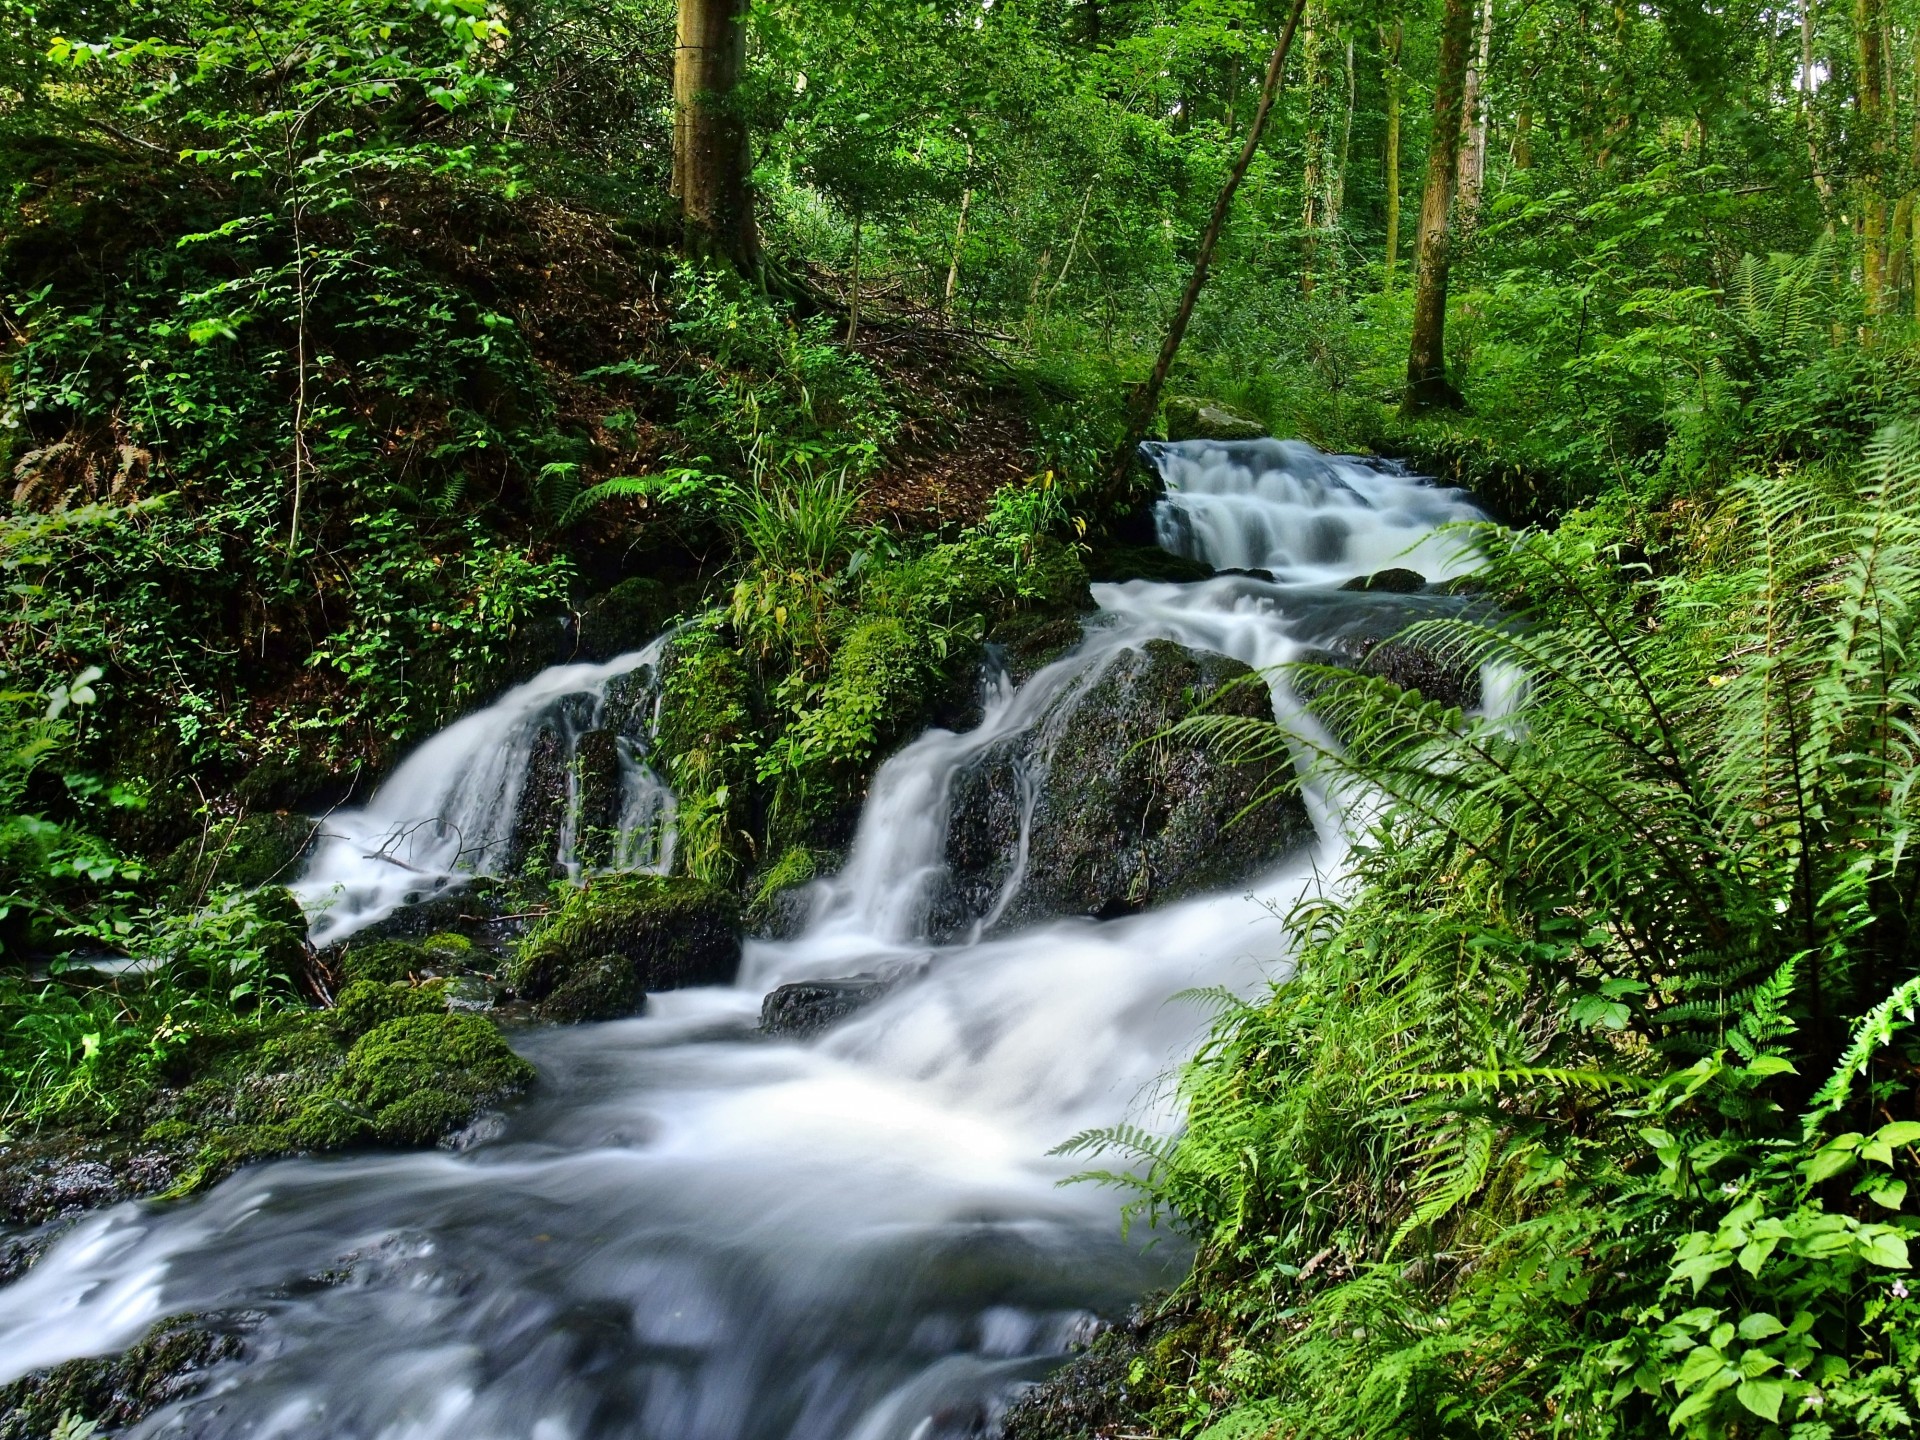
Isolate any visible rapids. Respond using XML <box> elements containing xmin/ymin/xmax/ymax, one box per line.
<box><xmin>0</xmin><ymin>440</ymin><xmax>1481</xmax><ymax>1440</ymax></box>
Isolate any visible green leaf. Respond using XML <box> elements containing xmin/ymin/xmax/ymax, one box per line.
<box><xmin>1858</xmin><ymin>1229</ymin><xmax>1911</xmax><ymax>1269</ymax></box>
<box><xmin>1735</xmin><ymin>1379</ymin><xmax>1785</xmax><ymax>1422</ymax></box>
<box><xmin>1736</xmin><ymin>1313</ymin><xmax>1786</xmax><ymax>1341</ymax></box>
<box><xmin>1868</xmin><ymin>1180</ymin><xmax>1908</xmax><ymax>1210</ymax></box>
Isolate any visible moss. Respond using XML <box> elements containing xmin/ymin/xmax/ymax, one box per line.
<box><xmin>576</xmin><ymin>575</ymin><xmax>671</xmax><ymax>661</ymax></box>
<box><xmin>512</xmin><ymin>873</ymin><xmax>741</xmax><ymax>1017</ymax></box>
<box><xmin>536</xmin><ymin>953</ymin><xmax>644</xmax><ymax>1023</ymax></box>
<box><xmin>328</xmin><ymin>979</ymin><xmax>450</xmax><ymax>1041</ymax></box>
<box><xmin>336</xmin><ymin>1013</ymin><xmax>534</xmax><ymax>1145</ymax></box>
<box><xmin>0</xmin><ymin>1313</ymin><xmax>246</xmax><ymax>1440</ymax></box>
<box><xmin>421</xmin><ymin>931</ymin><xmax>472</xmax><ymax>958</ymax></box>
<box><xmin>156</xmin><ymin>813</ymin><xmax>319</xmax><ymax>905</ymax></box>
<box><xmin>653</xmin><ymin>626</ymin><xmax>758</xmax><ymax>884</ymax></box>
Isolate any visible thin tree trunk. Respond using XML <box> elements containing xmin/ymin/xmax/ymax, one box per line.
<box><xmin>1332</xmin><ymin>34</ymin><xmax>1355</xmax><ymax>234</ymax></box>
<box><xmin>1107</xmin><ymin>0</ymin><xmax>1311</xmax><ymax>491</ymax></box>
<box><xmin>1457</xmin><ymin>0</ymin><xmax>1494</xmax><ymax>228</ymax></box>
<box><xmin>1299</xmin><ymin>0</ymin><xmax>1326</xmax><ymax>292</ymax></box>
<box><xmin>1804</xmin><ymin>0</ymin><xmax>1832</xmax><ymax>203</ymax></box>
<box><xmin>1858</xmin><ymin>0</ymin><xmax>1888</xmax><ymax>312</ymax></box>
<box><xmin>944</xmin><ymin>148</ymin><xmax>974</xmax><ymax>314</ymax></box>
<box><xmin>1381</xmin><ymin>19</ymin><xmax>1403</xmax><ymax>284</ymax></box>
<box><xmin>1050</xmin><ymin>179</ymin><xmax>1098</xmax><ymax>304</ymax></box>
<box><xmin>1403</xmin><ymin>0</ymin><xmax>1477</xmax><ymax>413</ymax></box>
<box><xmin>673</xmin><ymin>0</ymin><xmax>757</xmax><ymax>270</ymax></box>
<box><xmin>846</xmin><ymin>210</ymin><xmax>863</xmax><ymax>344</ymax></box>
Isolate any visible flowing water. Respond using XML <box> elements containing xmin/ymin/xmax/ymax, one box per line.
<box><xmin>0</xmin><ymin>440</ymin><xmax>1481</xmax><ymax>1440</ymax></box>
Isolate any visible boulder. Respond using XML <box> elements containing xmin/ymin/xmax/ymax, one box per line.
<box><xmin>570</xmin><ymin>728</ymin><xmax>627</xmax><ymax>871</ymax></box>
<box><xmin>1163</xmin><ymin>396</ymin><xmax>1268</xmax><ymax>442</ymax></box>
<box><xmin>510</xmin><ymin>873</ymin><xmax>742</xmax><ymax>1021</ymax></box>
<box><xmin>759</xmin><ymin>974</ymin><xmax>900</xmax><ymax>1039</ymax></box>
<box><xmin>0</xmin><ymin>1313</ymin><xmax>251</xmax><ymax>1440</ymax></box>
<box><xmin>1303</xmin><ymin>628</ymin><xmax>1482</xmax><ymax>713</ymax></box>
<box><xmin>576</xmin><ymin>576</ymin><xmax>671</xmax><ymax>662</ymax></box>
<box><xmin>1339</xmin><ymin>566</ymin><xmax>1427</xmax><ymax>594</ymax></box>
<box><xmin>931</xmin><ymin>640</ymin><xmax>1312</xmax><ymax>938</ymax></box>
<box><xmin>505</xmin><ymin>724</ymin><xmax>569</xmax><ymax>877</ymax></box>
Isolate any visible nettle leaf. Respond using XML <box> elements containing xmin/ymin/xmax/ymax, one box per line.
<box><xmin>1857</xmin><ymin>1228</ymin><xmax>1911</xmax><ymax>1269</ymax></box>
<box><xmin>1866</xmin><ymin>1180</ymin><xmax>1908</xmax><ymax>1210</ymax></box>
<box><xmin>1736</xmin><ymin>1312</ymin><xmax>1786</xmax><ymax>1341</ymax></box>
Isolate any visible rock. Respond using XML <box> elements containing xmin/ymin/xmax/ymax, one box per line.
<box><xmin>1000</xmin><ymin>1301</ymin><xmax>1203</xmax><ymax>1440</ymax></box>
<box><xmin>576</xmin><ymin>576</ymin><xmax>671</xmax><ymax>662</ymax></box>
<box><xmin>759</xmin><ymin>974</ymin><xmax>899</xmax><ymax>1039</ymax></box>
<box><xmin>1338</xmin><ymin>566</ymin><xmax>1427</xmax><ymax>593</ymax></box>
<box><xmin>0</xmin><ymin>1312</ymin><xmax>252</xmax><ymax>1440</ymax></box>
<box><xmin>1303</xmin><ymin>627</ymin><xmax>1482</xmax><ymax>713</ymax></box>
<box><xmin>511</xmin><ymin>873</ymin><xmax>742</xmax><ymax>1021</ymax></box>
<box><xmin>328</xmin><ymin>1013</ymin><xmax>535</xmax><ymax>1145</ymax></box>
<box><xmin>988</xmin><ymin>609</ymin><xmax>1085</xmax><ymax>685</ymax></box>
<box><xmin>157</xmin><ymin>811</ymin><xmax>320</xmax><ymax>904</ymax></box>
<box><xmin>0</xmin><ymin>1136</ymin><xmax>186</xmax><ymax>1227</ymax></box>
<box><xmin>932</xmin><ymin>640</ymin><xmax>1313</xmax><ymax>937</ymax></box>
<box><xmin>505</xmin><ymin>724</ymin><xmax>569</xmax><ymax>877</ymax></box>
<box><xmin>1162</xmin><ymin>395</ymin><xmax>1268</xmax><ymax>442</ymax></box>
<box><xmin>1084</xmin><ymin>544</ymin><xmax>1213</xmax><ymax>585</ymax></box>
<box><xmin>570</xmin><ymin>728</ymin><xmax>626</xmax><ymax>871</ymax></box>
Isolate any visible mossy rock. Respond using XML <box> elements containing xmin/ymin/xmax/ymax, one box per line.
<box><xmin>0</xmin><ymin>1313</ymin><xmax>248</xmax><ymax>1440</ymax></box>
<box><xmin>333</xmin><ymin>1013</ymin><xmax>535</xmax><ymax>1145</ymax></box>
<box><xmin>1162</xmin><ymin>395</ymin><xmax>1268</xmax><ymax>442</ymax></box>
<box><xmin>576</xmin><ymin>576</ymin><xmax>672</xmax><ymax>661</ymax></box>
<box><xmin>1083</xmin><ymin>543</ymin><xmax>1213</xmax><ymax>585</ymax></box>
<box><xmin>653</xmin><ymin>630</ymin><xmax>758</xmax><ymax>885</ymax></box>
<box><xmin>934</xmin><ymin>639</ymin><xmax>1312</xmax><ymax>936</ymax></box>
<box><xmin>328</xmin><ymin>979</ymin><xmax>451</xmax><ymax>1041</ymax></box>
<box><xmin>157</xmin><ymin>812</ymin><xmax>319</xmax><ymax>906</ymax></box>
<box><xmin>512</xmin><ymin>873</ymin><xmax>742</xmax><ymax>1020</ymax></box>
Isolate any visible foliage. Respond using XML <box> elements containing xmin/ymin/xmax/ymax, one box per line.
<box><xmin>1063</xmin><ymin>429</ymin><xmax>1920</xmax><ymax>1437</ymax></box>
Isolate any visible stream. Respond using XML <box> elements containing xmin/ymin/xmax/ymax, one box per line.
<box><xmin>0</xmin><ymin>440</ymin><xmax>1480</xmax><ymax>1440</ymax></box>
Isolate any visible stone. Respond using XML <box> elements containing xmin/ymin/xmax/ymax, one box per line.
<box><xmin>511</xmin><ymin>874</ymin><xmax>742</xmax><ymax>1020</ymax></box>
<box><xmin>932</xmin><ymin>640</ymin><xmax>1313</xmax><ymax>937</ymax></box>
<box><xmin>576</xmin><ymin>576</ymin><xmax>670</xmax><ymax>662</ymax></box>
<box><xmin>0</xmin><ymin>1313</ymin><xmax>252</xmax><ymax>1440</ymax></box>
<box><xmin>1338</xmin><ymin>566</ymin><xmax>1428</xmax><ymax>593</ymax></box>
<box><xmin>759</xmin><ymin>974</ymin><xmax>899</xmax><ymax>1039</ymax></box>
<box><xmin>1162</xmin><ymin>395</ymin><xmax>1268</xmax><ymax>442</ymax></box>
<box><xmin>570</xmin><ymin>728</ymin><xmax>626</xmax><ymax>871</ymax></box>
<box><xmin>505</xmin><ymin>724</ymin><xmax>569</xmax><ymax>877</ymax></box>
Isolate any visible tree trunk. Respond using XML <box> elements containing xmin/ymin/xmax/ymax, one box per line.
<box><xmin>1332</xmin><ymin>34</ymin><xmax>1355</xmax><ymax>235</ymax></box>
<box><xmin>846</xmin><ymin>210</ymin><xmax>863</xmax><ymax>343</ymax></box>
<box><xmin>1457</xmin><ymin>0</ymin><xmax>1494</xmax><ymax>228</ymax></box>
<box><xmin>1857</xmin><ymin>0</ymin><xmax>1888</xmax><ymax>311</ymax></box>
<box><xmin>673</xmin><ymin>0</ymin><xmax>757</xmax><ymax>270</ymax></box>
<box><xmin>1403</xmin><ymin>0</ymin><xmax>1476</xmax><ymax>413</ymax></box>
<box><xmin>944</xmin><ymin>172</ymin><xmax>973</xmax><ymax>314</ymax></box>
<box><xmin>1107</xmin><ymin>0</ymin><xmax>1311</xmax><ymax>492</ymax></box>
<box><xmin>1382</xmin><ymin>19</ymin><xmax>1404</xmax><ymax>284</ymax></box>
<box><xmin>1804</xmin><ymin>0</ymin><xmax>1832</xmax><ymax>204</ymax></box>
<box><xmin>1299</xmin><ymin>0</ymin><xmax>1326</xmax><ymax>292</ymax></box>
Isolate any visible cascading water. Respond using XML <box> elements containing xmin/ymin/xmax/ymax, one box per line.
<box><xmin>0</xmin><ymin>441</ymin><xmax>1484</xmax><ymax>1440</ymax></box>
<box><xmin>295</xmin><ymin>636</ymin><xmax>677</xmax><ymax>949</ymax></box>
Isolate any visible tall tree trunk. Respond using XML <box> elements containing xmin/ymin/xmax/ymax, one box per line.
<box><xmin>1107</xmin><ymin>0</ymin><xmax>1310</xmax><ymax>492</ymax></box>
<box><xmin>1858</xmin><ymin>0</ymin><xmax>1888</xmax><ymax>311</ymax></box>
<box><xmin>1457</xmin><ymin>0</ymin><xmax>1495</xmax><ymax>228</ymax></box>
<box><xmin>1299</xmin><ymin>0</ymin><xmax>1327</xmax><ymax>292</ymax></box>
<box><xmin>673</xmin><ymin>0</ymin><xmax>757</xmax><ymax>270</ymax></box>
<box><xmin>1403</xmin><ymin>0</ymin><xmax>1476</xmax><ymax>413</ymax></box>
<box><xmin>944</xmin><ymin>154</ymin><xmax>974</xmax><ymax>315</ymax></box>
<box><xmin>1381</xmin><ymin>19</ymin><xmax>1404</xmax><ymax>284</ymax></box>
<box><xmin>846</xmin><ymin>210</ymin><xmax>863</xmax><ymax>343</ymax></box>
<box><xmin>1804</xmin><ymin>0</ymin><xmax>1832</xmax><ymax>204</ymax></box>
<box><xmin>1332</xmin><ymin>34</ymin><xmax>1355</xmax><ymax>234</ymax></box>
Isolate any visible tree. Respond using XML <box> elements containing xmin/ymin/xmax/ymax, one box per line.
<box><xmin>673</xmin><ymin>0</ymin><xmax>759</xmax><ymax>270</ymax></box>
<box><xmin>1403</xmin><ymin>0</ymin><xmax>1476</xmax><ymax>412</ymax></box>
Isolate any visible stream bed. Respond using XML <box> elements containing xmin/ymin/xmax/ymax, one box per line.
<box><xmin>0</xmin><ymin>441</ymin><xmax>1480</xmax><ymax>1440</ymax></box>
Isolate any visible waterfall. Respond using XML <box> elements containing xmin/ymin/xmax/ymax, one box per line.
<box><xmin>0</xmin><ymin>442</ymin><xmax>1485</xmax><ymax>1440</ymax></box>
<box><xmin>293</xmin><ymin>636</ymin><xmax>677</xmax><ymax>948</ymax></box>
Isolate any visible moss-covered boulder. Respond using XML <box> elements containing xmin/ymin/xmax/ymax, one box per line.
<box><xmin>576</xmin><ymin>575</ymin><xmax>672</xmax><ymax>661</ymax></box>
<box><xmin>331</xmin><ymin>1013</ymin><xmax>534</xmax><ymax>1145</ymax></box>
<box><xmin>1163</xmin><ymin>395</ymin><xmax>1267</xmax><ymax>442</ymax></box>
<box><xmin>0</xmin><ymin>1313</ymin><xmax>248</xmax><ymax>1440</ymax></box>
<box><xmin>511</xmin><ymin>873</ymin><xmax>742</xmax><ymax>1021</ymax></box>
<box><xmin>327</xmin><ymin>979</ymin><xmax>451</xmax><ymax>1040</ymax></box>
<box><xmin>337</xmin><ymin>931</ymin><xmax>474</xmax><ymax>984</ymax></box>
<box><xmin>652</xmin><ymin>629</ymin><xmax>758</xmax><ymax>884</ymax></box>
<box><xmin>933</xmin><ymin>640</ymin><xmax>1312</xmax><ymax>936</ymax></box>
<box><xmin>157</xmin><ymin>812</ymin><xmax>319</xmax><ymax>905</ymax></box>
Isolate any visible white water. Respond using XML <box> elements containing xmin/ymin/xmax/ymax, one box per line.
<box><xmin>294</xmin><ymin>638</ymin><xmax>676</xmax><ymax>949</ymax></box>
<box><xmin>0</xmin><ymin>441</ymin><xmax>1482</xmax><ymax>1440</ymax></box>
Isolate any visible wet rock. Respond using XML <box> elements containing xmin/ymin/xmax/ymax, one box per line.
<box><xmin>934</xmin><ymin>640</ymin><xmax>1312</xmax><ymax>938</ymax></box>
<box><xmin>328</xmin><ymin>1013</ymin><xmax>534</xmax><ymax>1145</ymax></box>
<box><xmin>759</xmin><ymin>973</ymin><xmax>900</xmax><ymax>1039</ymax></box>
<box><xmin>1163</xmin><ymin>395</ymin><xmax>1267</xmax><ymax>441</ymax></box>
<box><xmin>576</xmin><ymin>576</ymin><xmax>670</xmax><ymax>662</ymax></box>
<box><xmin>1000</xmin><ymin>1301</ymin><xmax>1205</xmax><ymax>1440</ymax></box>
<box><xmin>570</xmin><ymin>728</ymin><xmax>626</xmax><ymax>871</ymax></box>
<box><xmin>1305</xmin><ymin>627</ymin><xmax>1482</xmax><ymax>713</ymax></box>
<box><xmin>988</xmin><ymin>609</ymin><xmax>1086</xmax><ymax>686</ymax></box>
<box><xmin>506</xmin><ymin>724</ymin><xmax>569</xmax><ymax>877</ymax></box>
<box><xmin>0</xmin><ymin>1312</ymin><xmax>253</xmax><ymax>1440</ymax></box>
<box><xmin>511</xmin><ymin>874</ymin><xmax>742</xmax><ymax>1021</ymax></box>
<box><xmin>0</xmin><ymin>1136</ymin><xmax>186</xmax><ymax>1226</ymax></box>
<box><xmin>1084</xmin><ymin>544</ymin><xmax>1213</xmax><ymax>585</ymax></box>
<box><xmin>1339</xmin><ymin>566</ymin><xmax>1427</xmax><ymax>593</ymax></box>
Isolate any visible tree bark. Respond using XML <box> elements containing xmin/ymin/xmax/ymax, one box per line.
<box><xmin>1382</xmin><ymin>20</ymin><xmax>1404</xmax><ymax>283</ymax></box>
<box><xmin>1403</xmin><ymin>0</ymin><xmax>1476</xmax><ymax>413</ymax></box>
<box><xmin>1299</xmin><ymin>0</ymin><xmax>1327</xmax><ymax>292</ymax></box>
<box><xmin>1857</xmin><ymin>0</ymin><xmax>1888</xmax><ymax>311</ymax></box>
<box><xmin>673</xmin><ymin>0</ymin><xmax>757</xmax><ymax>271</ymax></box>
<box><xmin>1457</xmin><ymin>0</ymin><xmax>1495</xmax><ymax>227</ymax></box>
<box><xmin>944</xmin><ymin>177</ymin><xmax>973</xmax><ymax>313</ymax></box>
<box><xmin>1106</xmin><ymin>0</ymin><xmax>1311</xmax><ymax>492</ymax></box>
<box><xmin>1803</xmin><ymin>0</ymin><xmax>1832</xmax><ymax>204</ymax></box>
<box><xmin>846</xmin><ymin>210</ymin><xmax>863</xmax><ymax>343</ymax></box>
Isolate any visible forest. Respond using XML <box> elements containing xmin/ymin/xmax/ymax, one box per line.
<box><xmin>5</xmin><ymin>0</ymin><xmax>1920</xmax><ymax>1434</ymax></box>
